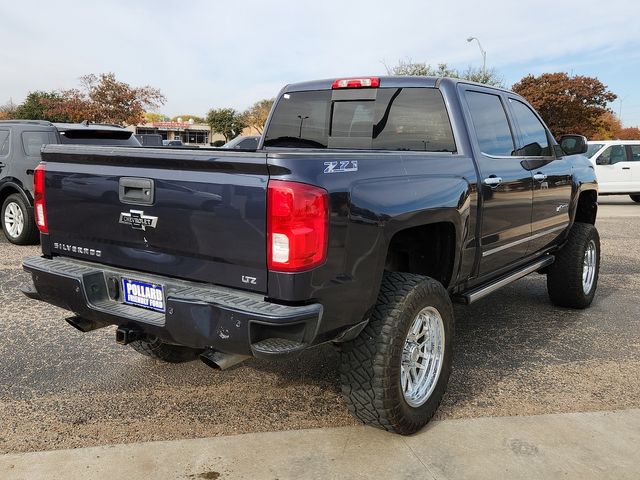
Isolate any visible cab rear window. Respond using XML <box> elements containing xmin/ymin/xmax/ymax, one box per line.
<box><xmin>264</xmin><ymin>88</ymin><xmax>456</xmax><ymax>152</ymax></box>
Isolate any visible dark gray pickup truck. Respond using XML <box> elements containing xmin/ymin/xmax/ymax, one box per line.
<box><xmin>23</xmin><ymin>76</ymin><xmax>599</xmax><ymax>434</ymax></box>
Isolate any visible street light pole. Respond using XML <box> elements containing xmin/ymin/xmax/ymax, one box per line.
<box><xmin>466</xmin><ymin>36</ymin><xmax>487</xmax><ymax>78</ymax></box>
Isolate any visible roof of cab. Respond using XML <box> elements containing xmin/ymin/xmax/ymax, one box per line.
<box><xmin>282</xmin><ymin>76</ymin><xmax>514</xmax><ymax>94</ymax></box>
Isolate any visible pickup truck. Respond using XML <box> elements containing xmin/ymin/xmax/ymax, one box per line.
<box><xmin>22</xmin><ymin>76</ymin><xmax>600</xmax><ymax>435</ymax></box>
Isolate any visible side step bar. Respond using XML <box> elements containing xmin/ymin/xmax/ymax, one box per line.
<box><xmin>456</xmin><ymin>256</ymin><xmax>554</xmax><ymax>305</ymax></box>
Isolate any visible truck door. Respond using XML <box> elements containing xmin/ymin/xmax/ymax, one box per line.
<box><xmin>628</xmin><ymin>145</ymin><xmax>640</xmax><ymax>190</ymax></box>
<box><xmin>461</xmin><ymin>87</ymin><xmax>533</xmax><ymax>275</ymax></box>
<box><xmin>594</xmin><ymin>144</ymin><xmax>632</xmax><ymax>193</ymax></box>
<box><xmin>506</xmin><ymin>97</ymin><xmax>572</xmax><ymax>254</ymax></box>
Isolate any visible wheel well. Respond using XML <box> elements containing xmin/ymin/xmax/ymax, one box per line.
<box><xmin>575</xmin><ymin>190</ymin><xmax>597</xmax><ymax>225</ymax></box>
<box><xmin>384</xmin><ymin>222</ymin><xmax>456</xmax><ymax>288</ymax></box>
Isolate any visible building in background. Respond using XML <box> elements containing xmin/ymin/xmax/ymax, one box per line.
<box><xmin>127</xmin><ymin>119</ymin><xmax>225</xmax><ymax>147</ymax></box>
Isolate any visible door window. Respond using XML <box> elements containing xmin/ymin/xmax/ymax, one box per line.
<box><xmin>465</xmin><ymin>91</ymin><xmax>515</xmax><ymax>156</ymax></box>
<box><xmin>599</xmin><ymin>145</ymin><xmax>628</xmax><ymax>164</ymax></box>
<box><xmin>509</xmin><ymin>99</ymin><xmax>551</xmax><ymax>156</ymax></box>
<box><xmin>0</xmin><ymin>130</ymin><xmax>9</xmax><ymax>156</ymax></box>
<box><xmin>21</xmin><ymin>131</ymin><xmax>51</xmax><ymax>156</ymax></box>
<box><xmin>628</xmin><ymin>146</ymin><xmax>640</xmax><ymax>161</ymax></box>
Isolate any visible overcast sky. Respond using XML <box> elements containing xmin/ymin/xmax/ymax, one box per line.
<box><xmin>2</xmin><ymin>0</ymin><xmax>639</xmax><ymax>126</ymax></box>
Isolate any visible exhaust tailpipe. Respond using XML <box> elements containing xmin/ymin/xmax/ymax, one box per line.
<box><xmin>200</xmin><ymin>349</ymin><xmax>250</xmax><ymax>370</ymax></box>
<box><xmin>65</xmin><ymin>316</ymin><xmax>108</xmax><ymax>333</ymax></box>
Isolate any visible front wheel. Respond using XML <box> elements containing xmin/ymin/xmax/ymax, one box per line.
<box><xmin>1</xmin><ymin>194</ymin><xmax>39</xmax><ymax>245</ymax></box>
<box><xmin>547</xmin><ymin>222</ymin><xmax>600</xmax><ymax>309</ymax></box>
<box><xmin>339</xmin><ymin>272</ymin><xmax>454</xmax><ymax>435</ymax></box>
<box><xmin>630</xmin><ymin>194</ymin><xmax>640</xmax><ymax>203</ymax></box>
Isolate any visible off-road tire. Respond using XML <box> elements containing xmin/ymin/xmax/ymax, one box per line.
<box><xmin>339</xmin><ymin>271</ymin><xmax>454</xmax><ymax>435</ymax></box>
<box><xmin>547</xmin><ymin>222</ymin><xmax>600</xmax><ymax>309</ymax></box>
<box><xmin>1</xmin><ymin>194</ymin><xmax>39</xmax><ymax>245</ymax></box>
<box><xmin>129</xmin><ymin>337</ymin><xmax>202</xmax><ymax>363</ymax></box>
<box><xmin>630</xmin><ymin>194</ymin><xmax>640</xmax><ymax>203</ymax></box>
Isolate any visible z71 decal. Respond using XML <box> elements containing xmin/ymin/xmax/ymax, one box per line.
<box><xmin>324</xmin><ymin>160</ymin><xmax>358</xmax><ymax>174</ymax></box>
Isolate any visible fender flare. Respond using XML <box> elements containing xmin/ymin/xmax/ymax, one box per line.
<box><xmin>0</xmin><ymin>178</ymin><xmax>33</xmax><ymax>206</ymax></box>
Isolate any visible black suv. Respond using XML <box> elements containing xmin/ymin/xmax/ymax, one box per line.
<box><xmin>0</xmin><ymin>120</ymin><xmax>140</xmax><ymax>244</ymax></box>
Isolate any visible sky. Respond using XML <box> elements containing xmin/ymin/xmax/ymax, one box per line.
<box><xmin>2</xmin><ymin>0</ymin><xmax>640</xmax><ymax>126</ymax></box>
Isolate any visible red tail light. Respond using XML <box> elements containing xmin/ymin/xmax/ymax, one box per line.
<box><xmin>331</xmin><ymin>77</ymin><xmax>380</xmax><ymax>89</ymax></box>
<box><xmin>34</xmin><ymin>164</ymin><xmax>48</xmax><ymax>234</ymax></box>
<box><xmin>267</xmin><ymin>180</ymin><xmax>328</xmax><ymax>272</ymax></box>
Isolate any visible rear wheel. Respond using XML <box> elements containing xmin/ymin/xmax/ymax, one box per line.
<box><xmin>129</xmin><ymin>337</ymin><xmax>202</xmax><ymax>363</ymax></box>
<box><xmin>547</xmin><ymin>222</ymin><xmax>600</xmax><ymax>309</ymax></box>
<box><xmin>339</xmin><ymin>271</ymin><xmax>454</xmax><ymax>435</ymax></box>
<box><xmin>1</xmin><ymin>194</ymin><xmax>39</xmax><ymax>245</ymax></box>
<box><xmin>630</xmin><ymin>194</ymin><xmax>640</xmax><ymax>203</ymax></box>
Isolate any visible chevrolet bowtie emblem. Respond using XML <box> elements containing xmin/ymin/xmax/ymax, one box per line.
<box><xmin>119</xmin><ymin>210</ymin><xmax>158</xmax><ymax>231</ymax></box>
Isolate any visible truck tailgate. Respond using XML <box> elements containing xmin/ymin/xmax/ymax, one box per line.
<box><xmin>40</xmin><ymin>145</ymin><xmax>269</xmax><ymax>293</ymax></box>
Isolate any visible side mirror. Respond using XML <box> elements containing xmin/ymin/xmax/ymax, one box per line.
<box><xmin>596</xmin><ymin>155</ymin><xmax>611</xmax><ymax>165</ymax></box>
<box><xmin>559</xmin><ymin>134</ymin><xmax>588</xmax><ymax>155</ymax></box>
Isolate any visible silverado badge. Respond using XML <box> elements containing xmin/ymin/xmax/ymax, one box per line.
<box><xmin>119</xmin><ymin>210</ymin><xmax>158</xmax><ymax>231</ymax></box>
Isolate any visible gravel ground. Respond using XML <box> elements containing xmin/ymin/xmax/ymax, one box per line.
<box><xmin>0</xmin><ymin>197</ymin><xmax>638</xmax><ymax>453</ymax></box>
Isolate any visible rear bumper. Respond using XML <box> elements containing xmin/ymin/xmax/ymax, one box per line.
<box><xmin>23</xmin><ymin>256</ymin><xmax>323</xmax><ymax>358</ymax></box>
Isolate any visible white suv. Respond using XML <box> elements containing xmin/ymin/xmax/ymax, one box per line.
<box><xmin>587</xmin><ymin>140</ymin><xmax>640</xmax><ymax>203</ymax></box>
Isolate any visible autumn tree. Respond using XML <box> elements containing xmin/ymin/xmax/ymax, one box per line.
<box><xmin>512</xmin><ymin>73</ymin><xmax>616</xmax><ymax>138</ymax></box>
<box><xmin>12</xmin><ymin>91</ymin><xmax>70</xmax><ymax>122</ymax></box>
<box><xmin>144</xmin><ymin>112</ymin><xmax>170</xmax><ymax>123</ymax></box>
<box><xmin>0</xmin><ymin>99</ymin><xmax>16</xmax><ymax>120</ymax></box>
<box><xmin>385</xmin><ymin>59</ymin><xmax>504</xmax><ymax>87</ymax></box>
<box><xmin>241</xmin><ymin>99</ymin><xmax>274</xmax><ymax>134</ymax></box>
<box><xmin>614</xmin><ymin>127</ymin><xmax>640</xmax><ymax>140</ymax></box>
<box><xmin>206</xmin><ymin>108</ymin><xmax>246</xmax><ymax>142</ymax></box>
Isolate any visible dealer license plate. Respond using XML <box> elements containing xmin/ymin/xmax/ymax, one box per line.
<box><xmin>122</xmin><ymin>278</ymin><xmax>166</xmax><ymax>313</ymax></box>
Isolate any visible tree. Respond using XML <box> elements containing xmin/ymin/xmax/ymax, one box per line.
<box><xmin>12</xmin><ymin>91</ymin><xmax>70</xmax><ymax>122</ymax></box>
<box><xmin>592</xmin><ymin>111</ymin><xmax>622</xmax><ymax>140</ymax></box>
<box><xmin>75</xmin><ymin>73</ymin><xmax>166</xmax><ymax>125</ymax></box>
<box><xmin>241</xmin><ymin>99</ymin><xmax>274</xmax><ymax>134</ymax></box>
<box><xmin>0</xmin><ymin>99</ymin><xmax>16</xmax><ymax>120</ymax></box>
<box><xmin>614</xmin><ymin>127</ymin><xmax>640</xmax><ymax>140</ymax></box>
<box><xmin>512</xmin><ymin>73</ymin><xmax>617</xmax><ymax>138</ymax></box>
<box><xmin>206</xmin><ymin>108</ymin><xmax>246</xmax><ymax>142</ymax></box>
<box><xmin>144</xmin><ymin>112</ymin><xmax>170</xmax><ymax>123</ymax></box>
<box><xmin>384</xmin><ymin>59</ymin><xmax>504</xmax><ymax>87</ymax></box>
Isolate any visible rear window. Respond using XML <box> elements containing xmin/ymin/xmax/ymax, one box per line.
<box><xmin>264</xmin><ymin>88</ymin><xmax>456</xmax><ymax>152</ymax></box>
<box><xmin>59</xmin><ymin>129</ymin><xmax>140</xmax><ymax>146</ymax></box>
<box><xmin>0</xmin><ymin>130</ymin><xmax>9</xmax><ymax>156</ymax></box>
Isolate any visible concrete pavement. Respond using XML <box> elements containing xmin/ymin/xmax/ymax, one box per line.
<box><xmin>1</xmin><ymin>408</ymin><xmax>638</xmax><ymax>480</ymax></box>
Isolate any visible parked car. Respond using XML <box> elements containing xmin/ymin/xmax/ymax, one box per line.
<box><xmin>22</xmin><ymin>76</ymin><xmax>599</xmax><ymax>435</ymax></box>
<box><xmin>0</xmin><ymin>120</ymin><xmax>140</xmax><ymax>244</ymax></box>
<box><xmin>221</xmin><ymin>135</ymin><xmax>260</xmax><ymax>150</ymax></box>
<box><xmin>162</xmin><ymin>139</ymin><xmax>183</xmax><ymax>146</ymax></box>
<box><xmin>135</xmin><ymin>134</ymin><xmax>163</xmax><ymax>147</ymax></box>
<box><xmin>586</xmin><ymin>140</ymin><xmax>640</xmax><ymax>202</ymax></box>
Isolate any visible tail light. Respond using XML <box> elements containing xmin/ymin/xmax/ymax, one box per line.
<box><xmin>332</xmin><ymin>77</ymin><xmax>380</xmax><ymax>89</ymax></box>
<box><xmin>34</xmin><ymin>164</ymin><xmax>48</xmax><ymax>233</ymax></box>
<box><xmin>267</xmin><ymin>180</ymin><xmax>328</xmax><ymax>272</ymax></box>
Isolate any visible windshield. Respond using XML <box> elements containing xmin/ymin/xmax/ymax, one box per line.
<box><xmin>264</xmin><ymin>87</ymin><xmax>456</xmax><ymax>152</ymax></box>
<box><xmin>585</xmin><ymin>143</ymin><xmax>604</xmax><ymax>158</ymax></box>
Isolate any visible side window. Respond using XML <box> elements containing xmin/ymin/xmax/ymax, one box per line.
<box><xmin>21</xmin><ymin>131</ymin><xmax>51</xmax><ymax>156</ymax></box>
<box><xmin>628</xmin><ymin>146</ymin><xmax>640</xmax><ymax>161</ymax></box>
<box><xmin>599</xmin><ymin>145</ymin><xmax>628</xmax><ymax>164</ymax></box>
<box><xmin>465</xmin><ymin>91</ymin><xmax>515</xmax><ymax>156</ymax></box>
<box><xmin>0</xmin><ymin>130</ymin><xmax>9</xmax><ymax>156</ymax></box>
<box><xmin>509</xmin><ymin>99</ymin><xmax>551</xmax><ymax>156</ymax></box>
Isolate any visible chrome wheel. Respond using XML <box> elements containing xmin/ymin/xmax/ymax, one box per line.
<box><xmin>582</xmin><ymin>239</ymin><xmax>597</xmax><ymax>294</ymax></box>
<box><xmin>401</xmin><ymin>306</ymin><xmax>445</xmax><ymax>407</ymax></box>
<box><xmin>4</xmin><ymin>201</ymin><xmax>24</xmax><ymax>239</ymax></box>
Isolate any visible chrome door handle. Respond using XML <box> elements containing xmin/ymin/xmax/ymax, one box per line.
<box><xmin>533</xmin><ymin>173</ymin><xmax>547</xmax><ymax>181</ymax></box>
<box><xmin>484</xmin><ymin>176</ymin><xmax>503</xmax><ymax>186</ymax></box>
